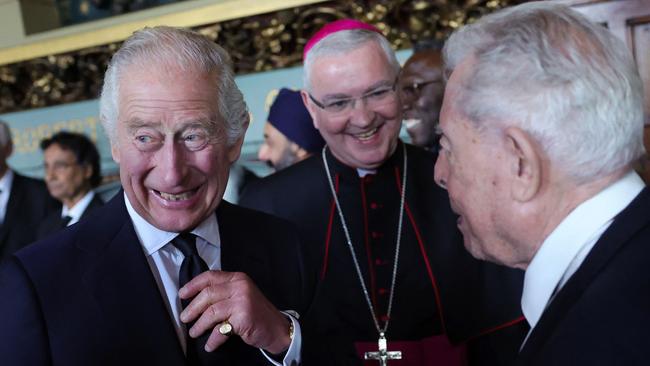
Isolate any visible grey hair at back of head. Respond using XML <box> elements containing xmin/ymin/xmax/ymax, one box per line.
<box><xmin>99</xmin><ymin>26</ymin><xmax>249</xmax><ymax>146</ymax></box>
<box><xmin>0</xmin><ymin>120</ymin><xmax>12</xmax><ymax>148</ymax></box>
<box><xmin>444</xmin><ymin>1</ymin><xmax>645</xmax><ymax>183</ymax></box>
<box><xmin>303</xmin><ymin>29</ymin><xmax>400</xmax><ymax>91</ymax></box>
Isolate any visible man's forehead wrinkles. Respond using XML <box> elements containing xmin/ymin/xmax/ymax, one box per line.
<box><xmin>124</xmin><ymin>98</ymin><xmax>212</xmax><ymax>109</ymax></box>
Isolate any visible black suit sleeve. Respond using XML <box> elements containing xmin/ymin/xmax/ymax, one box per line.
<box><xmin>0</xmin><ymin>257</ymin><xmax>52</xmax><ymax>365</ymax></box>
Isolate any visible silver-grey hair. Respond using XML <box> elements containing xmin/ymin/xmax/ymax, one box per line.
<box><xmin>0</xmin><ymin>120</ymin><xmax>12</xmax><ymax>149</ymax></box>
<box><xmin>99</xmin><ymin>26</ymin><xmax>249</xmax><ymax>146</ymax></box>
<box><xmin>303</xmin><ymin>29</ymin><xmax>401</xmax><ymax>91</ymax></box>
<box><xmin>444</xmin><ymin>1</ymin><xmax>645</xmax><ymax>183</ymax></box>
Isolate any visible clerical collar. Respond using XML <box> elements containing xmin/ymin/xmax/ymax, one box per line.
<box><xmin>324</xmin><ymin>140</ymin><xmax>405</xmax><ymax>179</ymax></box>
<box><xmin>123</xmin><ymin>192</ymin><xmax>220</xmax><ymax>256</ymax></box>
<box><xmin>357</xmin><ymin>168</ymin><xmax>376</xmax><ymax>177</ymax></box>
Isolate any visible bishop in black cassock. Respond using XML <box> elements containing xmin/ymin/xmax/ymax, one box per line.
<box><xmin>241</xmin><ymin>141</ymin><xmax>527</xmax><ymax>365</ymax></box>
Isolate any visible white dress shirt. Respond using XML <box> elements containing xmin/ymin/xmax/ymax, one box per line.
<box><xmin>0</xmin><ymin>169</ymin><xmax>14</xmax><ymax>224</ymax></box>
<box><xmin>61</xmin><ymin>190</ymin><xmax>96</xmax><ymax>226</ymax></box>
<box><xmin>521</xmin><ymin>171</ymin><xmax>645</xmax><ymax>344</ymax></box>
<box><xmin>124</xmin><ymin>193</ymin><xmax>301</xmax><ymax>365</ymax></box>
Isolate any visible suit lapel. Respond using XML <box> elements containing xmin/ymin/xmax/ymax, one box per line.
<box><xmin>217</xmin><ymin>201</ymin><xmax>268</xmax><ymax>280</ymax></box>
<box><xmin>520</xmin><ymin>188</ymin><xmax>650</xmax><ymax>358</ymax></box>
<box><xmin>79</xmin><ymin>195</ymin><xmax>104</xmax><ymax>220</ymax></box>
<box><xmin>79</xmin><ymin>193</ymin><xmax>186</xmax><ymax>365</ymax></box>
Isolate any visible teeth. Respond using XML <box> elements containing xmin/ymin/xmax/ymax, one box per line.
<box><xmin>403</xmin><ymin>119</ymin><xmax>422</xmax><ymax>129</ymax></box>
<box><xmin>355</xmin><ymin>128</ymin><xmax>378</xmax><ymax>141</ymax></box>
<box><xmin>159</xmin><ymin>191</ymin><xmax>193</xmax><ymax>201</ymax></box>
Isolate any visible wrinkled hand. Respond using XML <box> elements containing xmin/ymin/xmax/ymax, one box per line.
<box><xmin>178</xmin><ymin>270</ymin><xmax>291</xmax><ymax>354</ymax></box>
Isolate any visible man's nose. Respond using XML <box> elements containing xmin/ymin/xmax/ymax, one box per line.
<box><xmin>44</xmin><ymin>167</ymin><xmax>56</xmax><ymax>181</ymax></box>
<box><xmin>400</xmin><ymin>91</ymin><xmax>414</xmax><ymax>111</ymax></box>
<box><xmin>258</xmin><ymin>144</ymin><xmax>270</xmax><ymax>162</ymax></box>
<box><xmin>349</xmin><ymin>99</ymin><xmax>376</xmax><ymax>128</ymax></box>
<box><xmin>433</xmin><ymin>154</ymin><xmax>448</xmax><ymax>189</ymax></box>
<box><xmin>160</xmin><ymin>141</ymin><xmax>187</xmax><ymax>185</ymax></box>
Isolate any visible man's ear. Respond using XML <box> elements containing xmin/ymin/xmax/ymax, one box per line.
<box><xmin>504</xmin><ymin>127</ymin><xmax>542</xmax><ymax>202</ymax></box>
<box><xmin>111</xmin><ymin>143</ymin><xmax>120</xmax><ymax>164</ymax></box>
<box><xmin>300</xmin><ymin>90</ymin><xmax>320</xmax><ymax>129</ymax></box>
<box><xmin>227</xmin><ymin>114</ymin><xmax>251</xmax><ymax>164</ymax></box>
<box><xmin>6</xmin><ymin>141</ymin><xmax>13</xmax><ymax>158</ymax></box>
<box><xmin>227</xmin><ymin>135</ymin><xmax>245</xmax><ymax>164</ymax></box>
<box><xmin>83</xmin><ymin>163</ymin><xmax>93</xmax><ymax>180</ymax></box>
<box><xmin>291</xmin><ymin>143</ymin><xmax>310</xmax><ymax>161</ymax></box>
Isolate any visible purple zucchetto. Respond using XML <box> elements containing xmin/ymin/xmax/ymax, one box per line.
<box><xmin>267</xmin><ymin>88</ymin><xmax>325</xmax><ymax>153</ymax></box>
<box><xmin>303</xmin><ymin>19</ymin><xmax>382</xmax><ymax>59</ymax></box>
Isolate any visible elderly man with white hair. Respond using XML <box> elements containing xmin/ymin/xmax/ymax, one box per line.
<box><xmin>0</xmin><ymin>26</ymin><xmax>309</xmax><ymax>366</ymax></box>
<box><xmin>435</xmin><ymin>2</ymin><xmax>649</xmax><ymax>364</ymax></box>
<box><xmin>242</xmin><ymin>18</ymin><xmax>526</xmax><ymax>366</ymax></box>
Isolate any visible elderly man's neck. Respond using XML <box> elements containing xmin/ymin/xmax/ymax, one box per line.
<box><xmin>521</xmin><ymin>167</ymin><xmax>632</xmax><ymax>269</ymax></box>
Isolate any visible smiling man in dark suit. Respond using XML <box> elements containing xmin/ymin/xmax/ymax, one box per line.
<box><xmin>37</xmin><ymin>131</ymin><xmax>104</xmax><ymax>239</ymax></box>
<box><xmin>435</xmin><ymin>2</ymin><xmax>649</xmax><ymax>364</ymax></box>
<box><xmin>0</xmin><ymin>26</ymin><xmax>308</xmax><ymax>366</ymax></box>
<box><xmin>0</xmin><ymin>120</ymin><xmax>59</xmax><ymax>261</ymax></box>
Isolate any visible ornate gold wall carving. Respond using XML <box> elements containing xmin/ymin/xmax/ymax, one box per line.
<box><xmin>0</xmin><ymin>0</ymin><xmax>524</xmax><ymax>114</ymax></box>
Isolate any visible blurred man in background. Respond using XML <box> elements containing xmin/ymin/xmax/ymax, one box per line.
<box><xmin>258</xmin><ymin>88</ymin><xmax>325</xmax><ymax>172</ymax></box>
<box><xmin>37</xmin><ymin>131</ymin><xmax>104</xmax><ymax>239</ymax></box>
<box><xmin>400</xmin><ymin>40</ymin><xmax>445</xmax><ymax>151</ymax></box>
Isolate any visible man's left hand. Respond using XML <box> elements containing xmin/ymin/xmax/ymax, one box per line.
<box><xmin>178</xmin><ymin>270</ymin><xmax>292</xmax><ymax>354</ymax></box>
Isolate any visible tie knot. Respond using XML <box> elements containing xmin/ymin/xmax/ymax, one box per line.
<box><xmin>172</xmin><ymin>232</ymin><xmax>198</xmax><ymax>258</ymax></box>
<box><xmin>61</xmin><ymin>215</ymin><xmax>72</xmax><ymax>226</ymax></box>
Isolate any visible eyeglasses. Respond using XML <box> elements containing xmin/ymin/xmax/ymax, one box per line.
<box><xmin>44</xmin><ymin>161</ymin><xmax>78</xmax><ymax>174</ymax></box>
<box><xmin>400</xmin><ymin>79</ymin><xmax>442</xmax><ymax>99</ymax></box>
<box><xmin>308</xmin><ymin>80</ymin><xmax>398</xmax><ymax>116</ymax></box>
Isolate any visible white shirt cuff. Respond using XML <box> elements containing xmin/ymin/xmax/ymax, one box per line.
<box><xmin>260</xmin><ymin>311</ymin><xmax>301</xmax><ymax>366</ymax></box>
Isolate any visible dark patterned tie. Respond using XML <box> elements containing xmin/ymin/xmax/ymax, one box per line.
<box><xmin>171</xmin><ymin>233</ymin><xmax>229</xmax><ymax>365</ymax></box>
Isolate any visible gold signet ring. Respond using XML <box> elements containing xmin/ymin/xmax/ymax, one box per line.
<box><xmin>218</xmin><ymin>321</ymin><xmax>233</xmax><ymax>336</ymax></box>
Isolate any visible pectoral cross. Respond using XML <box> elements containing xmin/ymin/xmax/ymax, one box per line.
<box><xmin>364</xmin><ymin>332</ymin><xmax>402</xmax><ymax>366</ymax></box>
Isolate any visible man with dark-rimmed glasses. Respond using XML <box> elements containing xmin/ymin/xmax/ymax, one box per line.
<box><xmin>240</xmin><ymin>19</ymin><xmax>526</xmax><ymax>366</ymax></box>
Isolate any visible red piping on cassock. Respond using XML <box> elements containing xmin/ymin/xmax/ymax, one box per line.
<box><xmin>394</xmin><ymin>166</ymin><xmax>448</xmax><ymax>335</ymax></box>
<box><xmin>321</xmin><ymin>173</ymin><xmax>340</xmax><ymax>279</ymax></box>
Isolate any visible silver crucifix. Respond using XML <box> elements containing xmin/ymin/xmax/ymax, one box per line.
<box><xmin>364</xmin><ymin>332</ymin><xmax>402</xmax><ymax>366</ymax></box>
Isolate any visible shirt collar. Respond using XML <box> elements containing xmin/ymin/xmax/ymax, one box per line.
<box><xmin>522</xmin><ymin>171</ymin><xmax>645</xmax><ymax>329</ymax></box>
<box><xmin>123</xmin><ymin>192</ymin><xmax>220</xmax><ymax>256</ymax></box>
<box><xmin>325</xmin><ymin>140</ymin><xmax>404</xmax><ymax>180</ymax></box>
<box><xmin>62</xmin><ymin>190</ymin><xmax>95</xmax><ymax>221</ymax></box>
<box><xmin>0</xmin><ymin>169</ymin><xmax>14</xmax><ymax>194</ymax></box>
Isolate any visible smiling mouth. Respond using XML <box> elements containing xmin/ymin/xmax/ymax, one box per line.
<box><xmin>403</xmin><ymin>118</ymin><xmax>422</xmax><ymax>130</ymax></box>
<box><xmin>155</xmin><ymin>189</ymin><xmax>197</xmax><ymax>201</ymax></box>
<box><xmin>354</xmin><ymin>127</ymin><xmax>379</xmax><ymax>141</ymax></box>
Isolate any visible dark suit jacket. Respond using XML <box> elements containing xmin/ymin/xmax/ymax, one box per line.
<box><xmin>36</xmin><ymin>193</ymin><xmax>104</xmax><ymax>240</ymax></box>
<box><xmin>0</xmin><ymin>172</ymin><xmax>59</xmax><ymax>261</ymax></box>
<box><xmin>516</xmin><ymin>187</ymin><xmax>650</xmax><ymax>365</ymax></box>
<box><xmin>0</xmin><ymin>193</ymin><xmax>310</xmax><ymax>366</ymax></box>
